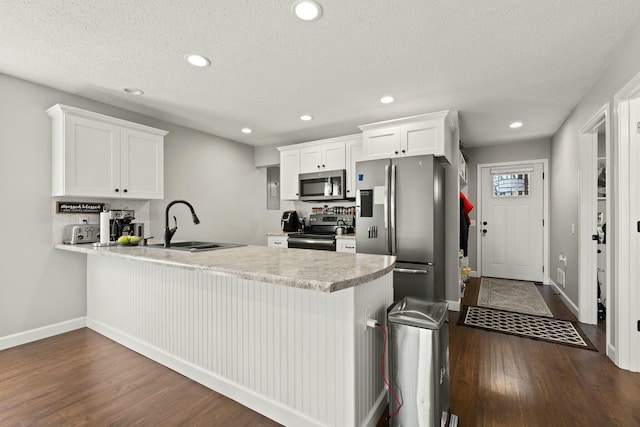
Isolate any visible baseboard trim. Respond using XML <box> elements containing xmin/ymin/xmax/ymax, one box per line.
<box><xmin>362</xmin><ymin>389</ymin><xmax>387</xmax><ymax>427</ymax></box>
<box><xmin>0</xmin><ymin>317</ymin><xmax>86</xmax><ymax>351</ymax></box>
<box><xmin>548</xmin><ymin>279</ymin><xmax>579</xmax><ymax>317</ymax></box>
<box><xmin>86</xmin><ymin>318</ymin><xmax>325</xmax><ymax>427</ymax></box>
<box><xmin>607</xmin><ymin>343</ymin><xmax>617</xmax><ymax>364</ymax></box>
<box><xmin>447</xmin><ymin>299</ymin><xmax>461</xmax><ymax>312</ymax></box>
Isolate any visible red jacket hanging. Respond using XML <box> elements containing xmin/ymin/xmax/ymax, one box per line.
<box><xmin>460</xmin><ymin>191</ymin><xmax>473</xmax><ymax>225</ymax></box>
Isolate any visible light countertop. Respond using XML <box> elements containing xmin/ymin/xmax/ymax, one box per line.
<box><xmin>54</xmin><ymin>243</ymin><xmax>394</xmax><ymax>293</ymax></box>
<box><xmin>267</xmin><ymin>232</ymin><xmax>356</xmax><ymax>240</ymax></box>
<box><xmin>335</xmin><ymin>234</ymin><xmax>355</xmax><ymax>240</ymax></box>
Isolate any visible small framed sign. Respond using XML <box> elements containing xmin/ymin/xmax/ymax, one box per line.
<box><xmin>56</xmin><ymin>201</ymin><xmax>105</xmax><ymax>214</ymax></box>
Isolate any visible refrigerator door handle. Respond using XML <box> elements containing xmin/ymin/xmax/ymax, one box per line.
<box><xmin>384</xmin><ymin>164</ymin><xmax>390</xmax><ymax>252</ymax></box>
<box><xmin>390</xmin><ymin>164</ymin><xmax>397</xmax><ymax>254</ymax></box>
<box><xmin>393</xmin><ymin>268</ymin><xmax>429</xmax><ymax>274</ymax></box>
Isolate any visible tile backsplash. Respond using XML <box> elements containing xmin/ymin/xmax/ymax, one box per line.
<box><xmin>52</xmin><ymin>197</ymin><xmax>150</xmax><ymax>244</ymax></box>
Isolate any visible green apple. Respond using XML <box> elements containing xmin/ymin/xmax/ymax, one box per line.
<box><xmin>117</xmin><ymin>235</ymin><xmax>130</xmax><ymax>245</ymax></box>
<box><xmin>129</xmin><ymin>236</ymin><xmax>141</xmax><ymax>245</ymax></box>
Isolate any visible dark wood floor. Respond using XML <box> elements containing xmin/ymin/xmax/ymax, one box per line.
<box><xmin>449</xmin><ymin>277</ymin><xmax>640</xmax><ymax>427</ymax></box>
<box><xmin>0</xmin><ymin>329</ymin><xmax>280</xmax><ymax>426</ymax></box>
<box><xmin>2</xmin><ymin>279</ymin><xmax>640</xmax><ymax>426</ymax></box>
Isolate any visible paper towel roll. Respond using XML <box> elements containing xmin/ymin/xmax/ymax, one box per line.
<box><xmin>100</xmin><ymin>212</ymin><xmax>110</xmax><ymax>244</ymax></box>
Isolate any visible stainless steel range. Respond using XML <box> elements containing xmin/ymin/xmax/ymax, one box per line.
<box><xmin>287</xmin><ymin>214</ymin><xmax>354</xmax><ymax>251</ymax></box>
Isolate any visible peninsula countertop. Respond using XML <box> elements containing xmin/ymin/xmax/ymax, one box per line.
<box><xmin>54</xmin><ymin>243</ymin><xmax>395</xmax><ymax>293</ymax></box>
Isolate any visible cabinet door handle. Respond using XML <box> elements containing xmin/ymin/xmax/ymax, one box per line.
<box><xmin>115</xmin><ymin>188</ymin><xmax>119</xmax><ymax>192</ymax></box>
<box><xmin>123</xmin><ymin>189</ymin><xmax>128</xmax><ymax>193</ymax></box>
<box><xmin>317</xmin><ymin>165</ymin><xmax>321</xmax><ymax>169</ymax></box>
<box><xmin>394</xmin><ymin>151</ymin><xmax>399</xmax><ymax>155</ymax></box>
<box><xmin>322</xmin><ymin>164</ymin><xmax>325</xmax><ymax>168</ymax></box>
<box><xmin>274</xmin><ymin>241</ymin><xmax>282</xmax><ymax>245</ymax></box>
<box><xmin>345</xmin><ymin>245</ymin><xmax>355</xmax><ymax>249</ymax></box>
<box><xmin>401</xmin><ymin>149</ymin><xmax>406</xmax><ymax>153</ymax></box>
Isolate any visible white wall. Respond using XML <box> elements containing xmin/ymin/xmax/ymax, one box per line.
<box><xmin>550</xmin><ymin>22</ymin><xmax>640</xmax><ymax>330</ymax></box>
<box><xmin>463</xmin><ymin>138</ymin><xmax>551</xmax><ymax>271</ymax></box>
<box><xmin>0</xmin><ymin>73</ymin><xmax>270</xmax><ymax>338</ymax></box>
<box><xmin>254</xmin><ymin>144</ymin><xmax>280</xmax><ymax>167</ymax></box>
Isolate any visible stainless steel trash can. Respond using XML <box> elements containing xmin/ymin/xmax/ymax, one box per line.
<box><xmin>387</xmin><ymin>297</ymin><xmax>457</xmax><ymax>427</ymax></box>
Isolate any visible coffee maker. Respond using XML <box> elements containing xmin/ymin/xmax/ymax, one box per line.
<box><xmin>109</xmin><ymin>209</ymin><xmax>144</xmax><ymax>241</ymax></box>
<box><xmin>281</xmin><ymin>210</ymin><xmax>300</xmax><ymax>232</ymax></box>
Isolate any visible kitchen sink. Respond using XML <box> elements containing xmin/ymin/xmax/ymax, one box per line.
<box><xmin>147</xmin><ymin>241</ymin><xmax>245</xmax><ymax>252</ymax></box>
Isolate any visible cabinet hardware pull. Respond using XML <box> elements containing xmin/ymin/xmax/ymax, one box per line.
<box><xmin>115</xmin><ymin>188</ymin><xmax>119</xmax><ymax>192</ymax></box>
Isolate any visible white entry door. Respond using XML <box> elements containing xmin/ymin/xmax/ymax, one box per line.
<box><xmin>481</xmin><ymin>163</ymin><xmax>544</xmax><ymax>281</ymax></box>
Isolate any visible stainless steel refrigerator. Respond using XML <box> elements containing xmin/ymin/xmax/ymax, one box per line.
<box><xmin>356</xmin><ymin>155</ymin><xmax>445</xmax><ymax>301</ymax></box>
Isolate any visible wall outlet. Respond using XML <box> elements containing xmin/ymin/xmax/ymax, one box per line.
<box><xmin>363</xmin><ymin>306</ymin><xmax>371</xmax><ymax>331</ymax></box>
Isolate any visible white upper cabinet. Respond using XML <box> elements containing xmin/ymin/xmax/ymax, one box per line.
<box><xmin>279</xmin><ymin>148</ymin><xmax>300</xmax><ymax>200</ymax></box>
<box><xmin>299</xmin><ymin>140</ymin><xmax>346</xmax><ymax>173</ymax></box>
<box><xmin>120</xmin><ymin>127</ymin><xmax>165</xmax><ymax>199</ymax></box>
<box><xmin>47</xmin><ymin>104</ymin><xmax>167</xmax><ymax>199</ymax></box>
<box><xmin>359</xmin><ymin>111</ymin><xmax>458</xmax><ymax>164</ymax></box>
<box><xmin>278</xmin><ymin>135</ymin><xmax>355</xmax><ymax>201</ymax></box>
<box><xmin>345</xmin><ymin>137</ymin><xmax>363</xmax><ymax>197</ymax></box>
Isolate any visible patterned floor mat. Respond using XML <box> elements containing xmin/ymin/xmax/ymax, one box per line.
<box><xmin>458</xmin><ymin>305</ymin><xmax>598</xmax><ymax>351</ymax></box>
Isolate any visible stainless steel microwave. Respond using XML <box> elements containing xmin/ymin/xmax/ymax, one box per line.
<box><xmin>299</xmin><ymin>169</ymin><xmax>347</xmax><ymax>201</ymax></box>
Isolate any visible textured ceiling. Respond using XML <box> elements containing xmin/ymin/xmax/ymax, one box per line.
<box><xmin>1</xmin><ymin>1</ymin><xmax>639</xmax><ymax>147</ymax></box>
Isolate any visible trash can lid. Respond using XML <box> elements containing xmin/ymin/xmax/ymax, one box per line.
<box><xmin>387</xmin><ymin>297</ymin><xmax>449</xmax><ymax>329</ymax></box>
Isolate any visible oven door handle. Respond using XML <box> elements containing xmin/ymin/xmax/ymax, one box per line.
<box><xmin>288</xmin><ymin>238</ymin><xmax>334</xmax><ymax>245</ymax></box>
<box><xmin>393</xmin><ymin>266</ymin><xmax>432</xmax><ymax>274</ymax></box>
<box><xmin>287</xmin><ymin>238</ymin><xmax>336</xmax><ymax>250</ymax></box>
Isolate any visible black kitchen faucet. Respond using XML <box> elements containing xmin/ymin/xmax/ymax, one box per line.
<box><xmin>164</xmin><ymin>200</ymin><xmax>200</xmax><ymax>247</ymax></box>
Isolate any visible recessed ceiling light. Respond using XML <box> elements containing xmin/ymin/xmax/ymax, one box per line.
<box><xmin>300</xmin><ymin>114</ymin><xmax>313</xmax><ymax>121</ymax></box>
<box><xmin>509</xmin><ymin>121</ymin><xmax>523</xmax><ymax>129</ymax></box>
<box><xmin>292</xmin><ymin>0</ymin><xmax>323</xmax><ymax>21</ymax></box>
<box><xmin>380</xmin><ymin>96</ymin><xmax>395</xmax><ymax>104</ymax></box>
<box><xmin>123</xmin><ymin>87</ymin><xmax>144</xmax><ymax>95</ymax></box>
<box><xmin>185</xmin><ymin>54</ymin><xmax>211</xmax><ymax>67</ymax></box>
<box><xmin>241</xmin><ymin>127</ymin><xmax>253</xmax><ymax>134</ymax></box>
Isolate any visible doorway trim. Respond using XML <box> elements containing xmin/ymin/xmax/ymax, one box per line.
<box><xmin>578</xmin><ymin>104</ymin><xmax>610</xmax><ymax>327</ymax></box>
<box><xmin>476</xmin><ymin>159</ymin><xmax>549</xmax><ymax>284</ymax></box>
<box><xmin>613</xmin><ymin>71</ymin><xmax>640</xmax><ymax>371</ymax></box>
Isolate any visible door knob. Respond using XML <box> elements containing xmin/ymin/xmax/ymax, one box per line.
<box><xmin>482</xmin><ymin>229</ymin><xmax>488</xmax><ymax>234</ymax></box>
<box><xmin>483</xmin><ymin>221</ymin><xmax>488</xmax><ymax>226</ymax></box>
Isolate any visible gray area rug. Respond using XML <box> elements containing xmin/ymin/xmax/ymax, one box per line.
<box><xmin>478</xmin><ymin>277</ymin><xmax>553</xmax><ymax>317</ymax></box>
<box><xmin>458</xmin><ymin>305</ymin><xmax>598</xmax><ymax>351</ymax></box>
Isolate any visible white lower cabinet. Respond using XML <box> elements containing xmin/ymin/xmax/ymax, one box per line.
<box><xmin>267</xmin><ymin>235</ymin><xmax>288</xmax><ymax>248</ymax></box>
<box><xmin>336</xmin><ymin>239</ymin><xmax>356</xmax><ymax>253</ymax></box>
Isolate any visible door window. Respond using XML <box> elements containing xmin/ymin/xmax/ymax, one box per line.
<box><xmin>492</xmin><ymin>173</ymin><xmax>530</xmax><ymax>197</ymax></box>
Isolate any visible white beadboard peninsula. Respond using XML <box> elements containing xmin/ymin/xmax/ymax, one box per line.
<box><xmin>55</xmin><ymin>244</ymin><xmax>394</xmax><ymax>427</ymax></box>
